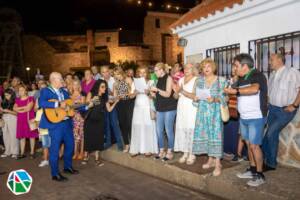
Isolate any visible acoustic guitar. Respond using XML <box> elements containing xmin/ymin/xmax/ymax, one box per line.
<box><xmin>44</xmin><ymin>99</ymin><xmax>86</xmax><ymax>123</ymax></box>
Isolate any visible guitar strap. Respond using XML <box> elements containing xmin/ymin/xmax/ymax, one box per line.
<box><xmin>48</xmin><ymin>86</ymin><xmax>64</xmax><ymax>101</ymax></box>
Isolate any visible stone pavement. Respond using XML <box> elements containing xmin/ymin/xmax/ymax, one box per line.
<box><xmin>0</xmin><ymin>154</ymin><xmax>220</xmax><ymax>200</ymax></box>
<box><xmin>101</xmin><ymin>146</ymin><xmax>300</xmax><ymax>200</ymax></box>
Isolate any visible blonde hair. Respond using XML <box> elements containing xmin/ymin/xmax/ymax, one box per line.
<box><xmin>113</xmin><ymin>67</ymin><xmax>126</xmax><ymax>79</ymax></box>
<box><xmin>70</xmin><ymin>79</ymin><xmax>82</xmax><ymax>94</ymax></box>
<box><xmin>136</xmin><ymin>66</ymin><xmax>150</xmax><ymax>80</ymax></box>
<box><xmin>155</xmin><ymin>62</ymin><xmax>167</xmax><ymax>72</ymax></box>
<box><xmin>200</xmin><ymin>58</ymin><xmax>217</xmax><ymax>74</ymax></box>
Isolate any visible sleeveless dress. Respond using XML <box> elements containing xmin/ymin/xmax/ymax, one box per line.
<box><xmin>174</xmin><ymin>77</ymin><xmax>198</xmax><ymax>153</ymax></box>
<box><xmin>130</xmin><ymin>81</ymin><xmax>158</xmax><ymax>154</ymax></box>
<box><xmin>16</xmin><ymin>96</ymin><xmax>38</xmax><ymax>139</ymax></box>
<box><xmin>84</xmin><ymin>96</ymin><xmax>105</xmax><ymax>152</ymax></box>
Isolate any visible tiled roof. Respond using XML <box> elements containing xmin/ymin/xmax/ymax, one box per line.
<box><xmin>170</xmin><ymin>0</ymin><xmax>244</xmax><ymax>29</ymax></box>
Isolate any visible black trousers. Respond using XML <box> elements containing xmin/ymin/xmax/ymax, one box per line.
<box><xmin>116</xmin><ymin>99</ymin><xmax>135</xmax><ymax>145</ymax></box>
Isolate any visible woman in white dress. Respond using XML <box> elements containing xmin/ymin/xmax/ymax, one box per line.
<box><xmin>130</xmin><ymin>67</ymin><xmax>158</xmax><ymax>156</ymax></box>
<box><xmin>173</xmin><ymin>63</ymin><xmax>198</xmax><ymax>164</ymax></box>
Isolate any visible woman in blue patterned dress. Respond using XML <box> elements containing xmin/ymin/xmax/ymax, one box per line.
<box><xmin>192</xmin><ymin>58</ymin><xmax>227</xmax><ymax>176</ymax></box>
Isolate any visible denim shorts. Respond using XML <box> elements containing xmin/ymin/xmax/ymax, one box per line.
<box><xmin>41</xmin><ymin>135</ymin><xmax>51</xmax><ymax>148</ymax></box>
<box><xmin>239</xmin><ymin>117</ymin><xmax>266</xmax><ymax>145</ymax></box>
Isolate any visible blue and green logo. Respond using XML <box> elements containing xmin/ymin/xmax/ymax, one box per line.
<box><xmin>7</xmin><ymin>169</ymin><xmax>32</xmax><ymax>195</ymax></box>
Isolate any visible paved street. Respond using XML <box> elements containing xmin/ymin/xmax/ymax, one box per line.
<box><xmin>0</xmin><ymin>156</ymin><xmax>221</xmax><ymax>200</ymax></box>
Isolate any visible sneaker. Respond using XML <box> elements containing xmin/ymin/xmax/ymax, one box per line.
<box><xmin>11</xmin><ymin>155</ymin><xmax>18</xmax><ymax>159</ymax></box>
<box><xmin>1</xmin><ymin>154</ymin><xmax>9</xmax><ymax>158</ymax></box>
<box><xmin>38</xmin><ymin>160</ymin><xmax>49</xmax><ymax>167</ymax></box>
<box><xmin>247</xmin><ymin>174</ymin><xmax>265</xmax><ymax>187</ymax></box>
<box><xmin>236</xmin><ymin>168</ymin><xmax>254</xmax><ymax>179</ymax></box>
<box><xmin>232</xmin><ymin>155</ymin><xmax>243</xmax><ymax>162</ymax></box>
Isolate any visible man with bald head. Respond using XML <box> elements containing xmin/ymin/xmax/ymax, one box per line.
<box><xmin>262</xmin><ymin>53</ymin><xmax>300</xmax><ymax>171</ymax></box>
<box><xmin>39</xmin><ymin>72</ymin><xmax>78</xmax><ymax>182</ymax></box>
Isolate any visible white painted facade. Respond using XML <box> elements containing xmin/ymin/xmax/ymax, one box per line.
<box><xmin>172</xmin><ymin>0</ymin><xmax>300</xmax><ymax>62</ymax></box>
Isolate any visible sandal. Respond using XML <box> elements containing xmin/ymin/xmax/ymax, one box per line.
<box><xmin>81</xmin><ymin>156</ymin><xmax>89</xmax><ymax>165</ymax></box>
<box><xmin>154</xmin><ymin>150</ymin><xmax>165</xmax><ymax>160</ymax></box>
<box><xmin>162</xmin><ymin>152</ymin><xmax>174</xmax><ymax>162</ymax></box>
<box><xmin>95</xmin><ymin>159</ymin><xmax>104</xmax><ymax>167</ymax></box>
<box><xmin>123</xmin><ymin>145</ymin><xmax>130</xmax><ymax>153</ymax></box>
<box><xmin>29</xmin><ymin>154</ymin><xmax>35</xmax><ymax>159</ymax></box>
<box><xmin>144</xmin><ymin>153</ymin><xmax>152</xmax><ymax>157</ymax></box>
<box><xmin>213</xmin><ymin>165</ymin><xmax>222</xmax><ymax>176</ymax></box>
<box><xmin>178</xmin><ymin>153</ymin><xmax>188</xmax><ymax>164</ymax></box>
<box><xmin>202</xmin><ymin>159</ymin><xmax>215</xmax><ymax>169</ymax></box>
<box><xmin>186</xmin><ymin>155</ymin><xmax>196</xmax><ymax>165</ymax></box>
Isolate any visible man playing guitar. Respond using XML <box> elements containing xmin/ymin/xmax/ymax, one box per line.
<box><xmin>39</xmin><ymin>72</ymin><xmax>78</xmax><ymax>182</ymax></box>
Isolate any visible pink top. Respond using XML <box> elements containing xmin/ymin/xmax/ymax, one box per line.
<box><xmin>15</xmin><ymin>96</ymin><xmax>38</xmax><ymax>139</ymax></box>
<box><xmin>172</xmin><ymin>71</ymin><xmax>184</xmax><ymax>84</ymax></box>
<box><xmin>81</xmin><ymin>79</ymin><xmax>96</xmax><ymax>94</ymax></box>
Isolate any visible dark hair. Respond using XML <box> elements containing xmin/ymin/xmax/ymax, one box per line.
<box><xmin>233</xmin><ymin>53</ymin><xmax>254</xmax><ymax>69</ymax></box>
<box><xmin>1</xmin><ymin>88</ymin><xmax>16</xmax><ymax>109</ymax></box>
<box><xmin>90</xmin><ymin>79</ymin><xmax>108</xmax><ymax>103</ymax></box>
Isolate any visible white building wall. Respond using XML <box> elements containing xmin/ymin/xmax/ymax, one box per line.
<box><xmin>173</xmin><ymin>0</ymin><xmax>300</xmax><ymax>62</ymax></box>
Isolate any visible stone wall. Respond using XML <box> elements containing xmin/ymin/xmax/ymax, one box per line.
<box><xmin>144</xmin><ymin>11</ymin><xmax>183</xmax><ymax>64</ymax></box>
<box><xmin>53</xmin><ymin>52</ymin><xmax>89</xmax><ymax>74</ymax></box>
<box><xmin>22</xmin><ymin>35</ymin><xmax>55</xmax><ymax>77</ymax></box>
<box><xmin>278</xmin><ymin>110</ymin><xmax>300</xmax><ymax>168</ymax></box>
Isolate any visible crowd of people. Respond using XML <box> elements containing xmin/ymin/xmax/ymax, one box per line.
<box><xmin>0</xmin><ymin>53</ymin><xmax>299</xmax><ymax>187</ymax></box>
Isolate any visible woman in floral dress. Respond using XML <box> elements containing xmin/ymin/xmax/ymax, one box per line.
<box><xmin>192</xmin><ymin>58</ymin><xmax>227</xmax><ymax>176</ymax></box>
<box><xmin>70</xmin><ymin>80</ymin><xmax>86</xmax><ymax>160</ymax></box>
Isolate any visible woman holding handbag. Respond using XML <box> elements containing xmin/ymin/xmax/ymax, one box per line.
<box><xmin>0</xmin><ymin>88</ymin><xmax>19</xmax><ymax>159</ymax></box>
<box><xmin>13</xmin><ymin>84</ymin><xmax>38</xmax><ymax>159</ymax></box>
<box><xmin>192</xmin><ymin>58</ymin><xmax>227</xmax><ymax>176</ymax></box>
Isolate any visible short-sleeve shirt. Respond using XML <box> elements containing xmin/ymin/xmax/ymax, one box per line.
<box><xmin>268</xmin><ymin>66</ymin><xmax>300</xmax><ymax>107</ymax></box>
<box><xmin>237</xmin><ymin>69</ymin><xmax>268</xmax><ymax>119</ymax></box>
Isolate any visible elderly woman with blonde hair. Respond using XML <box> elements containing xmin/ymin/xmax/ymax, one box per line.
<box><xmin>192</xmin><ymin>58</ymin><xmax>227</xmax><ymax>176</ymax></box>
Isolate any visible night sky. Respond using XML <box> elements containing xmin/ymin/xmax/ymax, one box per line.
<box><xmin>0</xmin><ymin>0</ymin><xmax>197</xmax><ymax>33</ymax></box>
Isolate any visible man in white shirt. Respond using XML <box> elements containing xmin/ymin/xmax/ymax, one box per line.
<box><xmin>91</xmin><ymin>66</ymin><xmax>102</xmax><ymax>80</ymax></box>
<box><xmin>262</xmin><ymin>53</ymin><xmax>300</xmax><ymax>171</ymax></box>
<box><xmin>100</xmin><ymin>65</ymin><xmax>123</xmax><ymax>151</ymax></box>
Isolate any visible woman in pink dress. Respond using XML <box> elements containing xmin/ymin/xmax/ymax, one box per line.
<box><xmin>13</xmin><ymin>84</ymin><xmax>38</xmax><ymax>159</ymax></box>
<box><xmin>81</xmin><ymin>69</ymin><xmax>96</xmax><ymax>94</ymax></box>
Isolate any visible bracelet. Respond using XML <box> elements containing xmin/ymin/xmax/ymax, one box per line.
<box><xmin>292</xmin><ymin>104</ymin><xmax>299</xmax><ymax>109</ymax></box>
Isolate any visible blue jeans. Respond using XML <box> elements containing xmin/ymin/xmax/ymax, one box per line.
<box><xmin>240</xmin><ymin>117</ymin><xmax>266</xmax><ymax>145</ymax></box>
<box><xmin>262</xmin><ymin>104</ymin><xmax>297</xmax><ymax>168</ymax></box>
<box><xmin>104</xmin><ymin>108</ymin><xmax>123</xmax><ymax>150</ymax></box>
<box><xmin>156</xmin><ymin>110</ymin><xmax>176</xmax><ymax>150</ymax></box>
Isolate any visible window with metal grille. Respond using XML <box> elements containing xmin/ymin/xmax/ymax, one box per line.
<box><xmin>206</xmin><ymin>44</ymin><xmax>240</xmax><ymax>78</ymax></box>
<box><xmin>249</xmin><ymin>31</ymin><xmax>300</xmax><ymax>77</ymax></box>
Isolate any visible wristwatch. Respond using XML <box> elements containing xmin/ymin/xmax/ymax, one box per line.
<box><xmin>292</xmin><ymin>104</ymin><xmax>299</xmax><ymax>109</ymax></box>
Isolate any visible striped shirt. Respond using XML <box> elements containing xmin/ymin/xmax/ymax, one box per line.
<box><xmin>268</xmin><ymin>66</ymin><xmax>300</xmax><ymax>107</ymax></box>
